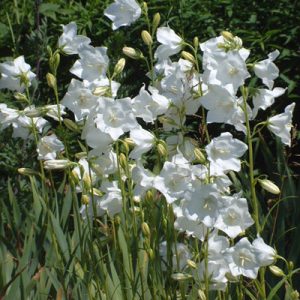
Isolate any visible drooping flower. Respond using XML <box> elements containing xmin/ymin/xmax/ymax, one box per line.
<box><xmin>58</xmin><ymin>22</ymin><xmax>91</xmax><ymax>55</ymax></box>
<box><xmin>267</xmin><ymin>102</ymin><xmax>295</xmax><ymax>146</ymax></box>
<box><xmin>0</xmin><ymin>56</ymin><xmax>36</xmax><ymax>91</ymax></box>
<box><xmin>104</xmin><ymin>0</ymin><xmax>141</xmax><ymax>30</ymax></box>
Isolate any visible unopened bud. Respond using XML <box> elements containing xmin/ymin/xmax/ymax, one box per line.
<box><xmin>75</xmin><ymin>152</ymin><xmax>87</xmax><ymax>159</ymax></box>
<box><xmin>141</xmin><ymin>30</ymin><xmax>153</xmax><ymax>46</ymax></box>
<box><xmin>18</xmin><ymin>167</ymin><xmax>40</xmax><ymax>177</ymax></box>
<box><xmin>83</xmin><ymin>173</ymin><xmax>92</xmax><ymax>191</ymax></box>
<box><xmin>171</xmin><ymin>273</ymin><xmax>192</xmax><ymax>281</ymax></box>
<box><xmin>93</xmin><ymin>86</ymin><xmax>110</xmax><ymax>96</ymax></box>
<box><xmin>122</xmin><ymin>47</ymin><xmax>143</xmax><ymax>60</ymax></box>
<box><xmin>142</xmin><ymin>2</ymin><xmax>148</xmax><ymax>12</ymax></box>
<box><xmin>14</xmin><ymin>92</ymin><xmax>28</xmax><ymax>103</ymax></box>
<box><xmin>198</xmin><ymin>290</ymin><xmax>206</xmax><ymax>300</ymax></box>
<box><xmin>50</xmin><ymin>52</ymin><xmax>60</xmax><ymax>74</ymax></box>
<box><xmin>123</xmin><ymin>138</ymin><xmax>135</xmax><ymax>148</ymax></box>
<box><xmin>221</xmin><ymin>31</ymin><xmax>234</xmax><ymax>41</ymax></box>
<box><xmin>291</xmin><ymin>290</ymin><xmax>300</xmax><ymax>300</ymax></box>
<box><xmin>193</xmin><ymin>37</ymin><xmax>199</xmax><ymax>49</ymax></box>
<box><xmin>194</xmin><ymin>148</ymin><xmax>206</xmax><ymax>164</ymax></box>
<box><xmin>145</xmin><ymin>190</ymin><xmax>153</xmax><ymax>202</ymax></box>
<box><xmin>119</xmin><ymin>153</ymin><xmax>127</xmax><ymax>169</ymax></box>
<box><xmin>24</xmin><ymin>107</ymin><xmax>41</xmax><ymax>118</ymax></box>
<box><xmin>115</xmin><ymin>215</ymin><xmax>121</xmax><ymax>225</ymax></box>
<box><xmin>114</xmin><ymin>58</ymin><xmax>126</xmax><ymax>76</ymax></box>
<box><xmin>157</xmin><ymin>142</ymin><xmax>167</xmax><ymax>158</ymax></box>
<box><xmin>46</xmin><ymin>73</ymin><xmax>57</xmax><ymax>89</ymax></box>
<box><xmin>289</xmin><ymin>261</ymin><xmax>294</xmax><ymax>270</ymax></box>
<box><xmin>153</xmin><ymin>13</ymin><xmax>161</xmax><ymax>30</ymax></box>
<box><xmin>269</xmin><ymin>265</ymin><xmax>284</xmax><ymax>277</ymax></box>
<box><xmin>141</xmin><ymin>222</ymin><xmax>151</xmax><ymax>238</ymax></box>
<box><xmin>81</xmin><ymin>194</ymin><xmax>90</xmax><ymax>205</ymax></box>
<box><xmin>63</xmin><ymin>118</ymin><xmax>80</xmax><ymax>133</ymax></box>
<box><xmin>148</xmin><ymin>248</ymin><xmax>154</xmax><ymax>260</ymax></box>
<box><xmin>181</xmin><ymin>51</ymin><xmax>196</xmax><ymax>64</ymax></box>
<box><xmin>92</xmin><ymin>188</ymin><xmax>104</xmax><ymax>197</ymax></box>
<box><xmin>258</xmin><ymin>179</ymin><xmax>280</xmax><ymax>195</ymax></box>
<box><xmin>71</xmin><ymin>169</ymin><xmax>80</xmax><ymax>184</ymax></box>
<box><xmin>44</xmin><ymin>159</ymin><xmax>71</xmax><ymax>170</ymax></box>
<box><xmin>187</xmin><ymin>259</ymin><xmax>197</xmax><ymax>269</ymax></box>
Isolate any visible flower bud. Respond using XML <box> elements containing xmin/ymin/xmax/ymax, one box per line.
<box><xmin>221</xmin><ymin>31</ymin><xmax>234</xmax><ymax>41</ymax></box>
<box><xmin>193</xmin><ymin>37</ymin><xmax>199</xmax><ymax>49</ymax></box>
<box><xmin>194</xmin><ymin>148</ymin><xmax>206</xmax><ymax>164</ymax></box>
<box><xmin>269</xmin><ymin>265</ymin><xmax>284</xmax><ymax>277</ymax></box>
<box><xmin>152</xmin><ymin>13</ymin><xmax>161</xmax><ymax>30</ymax></box>
<box><xmin>92</xmin><ymin>188</ymin><xmax>104</xmax><ymax>197</ymax></box>
<box><xmin>142</xmin><ymin>2</ymin><xmax>148</xmax><ymax>12</ymax></box>
<box><xmin>44</xmin><ymin>159</ymin><xmax>71</xmax><ymax>170</ymax></box>
<box><xmin>63</xmin><ymin>118</ymin><xmax>80</xmax><ymax>133</ymax></box>
<box><xmin>291</xmin><ymin>290</ymin><xmax>300</xmax><ymax>300</ymax></box>
<box><xmin>24</xmin><ymin>107</ymin><xmax>41</xmax><ymax>118</ymax></box>
<box><xmin>71</xmin><ymin>169</ymin><xmax>80</xmax><ymax>185</ymax></box>
<box><xmin>46</xmin><ymin>73</ymin><xmax>57</xmax><ymax>89</ymax></box>
<box><xmin>141</xmin><ymin>30</ymin><xmax>153</xmax><ymax>46</ymax></box>
<box><xmin>122</xmin><ymin>47</ymin><xmax>143</xmax><ymax>60</ymax></box>
<box><xmin>148</xmin><ymin>248</ymin><xmax>154</xmax><ymax>260</ymax></box>
<box><xmin>123</xmin><ymin>138</ymin><xmax>135</xmax><ymax>148</ymax></box>
<box><xmin>113</xmin><ymin>58</ymin><xmax>126</xmax><ymax>76</ymax></box>
<box><xmin>119</xmin><ymin>153</ymin><xmax>127</xmax><ymax>169</ymax></box>
<box><xmin>289</xmin><ymin>261</ymin><xmax>294</xmax><ymax>270</ymax></box>
<box><xmin>18</xmin><ymin>167</ymin><xmax>40</xmax><ymax>177</ymax></box>
<box><xmin>181</xmin><ymin>51</ymin><xmax>196</xmax><ymax>64</ymax></box>
<box><xmin>50</xmin><ymin>52</ymin><xmax>60</xmax><ymax>75</ymax></box>
<box><xmin>145</xmin><ymin>190</ymin><xmax>154</xmax><ymax>203</ymax></box>
<box><xmin>187</xmin><ymin>259</ymin><xmax>197</xmax><ymax>269</ymax></box>
<box><xmin>141</xmin><ymin>222</ymin><xmax>151</xmax><ymax>238</ymax></box>
<box><xmin>81</xmin><ymin>194</ymin><xmax>90</xmax><ymax>205</ymax></box>
<box><xmin>157</xmin><ymin>141</ymin><xmax>167</xmax><ymax>158</ymax></box>
<box><xmin>83</xmin><ymin>173</ymin><xmax>92</xmax><ymax>191</ymax></box>
<box><xmin>93</xmin><ymin>86</ymin><xmax>110</xmax><ymax>96</ymax></box>
<box><xmin>115</xmin><ymin>215</ymin><xmax>121</xmax><ymax>225</ymax></box>
<box><xmin>14</xmin><ymin>92</ymin><xmax>28</xmax><ymax>103</ymax></box>
<box><xmin>171</xmin><ymin>273</ymin><xmax>192</xmax><ymax>281</ymax></box>
<box><xmin>198</xmin><ymin>290</ymin><xmax>206</xmax><ymax>300</ymax></box>
<box><xmin>258</xmin><ymin>179</ymin><xmax>280</xmax><ymax>195</ymax></box>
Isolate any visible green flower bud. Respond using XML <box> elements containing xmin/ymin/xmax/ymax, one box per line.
<box><xmin>81</xmin><ymin>194</ymin><xmax>90</xmax><ymax>205</ymax></box>
<box><xmin>187</xmin><ymin>259</ymin><xmax>197</xmax><ymax>269</ymax></box>
<box><xmin>18</xmin><ymin>168</ymin><xmax>40</xmax><ymax>177</ymax></box>
<box><xmin>141</xmin><ymin>222</ymin><xmax>151</xmax><ymax>238</ymax></box>
<box><xmin>193</xmin><ymin>37</ymin><xmax>199</xmax><ymax>49</ymax></box>
<box><xmin>119</xmin><ymin>153</ymin><xmax>127</xmax><ymax>169</ymax></box>
<box><xmin>153</xmin><ymin>13</ymin><xmax>161</xmax><ymax>30</ymax></box>
<box><xmin>122</xmin><ymin>47</ymin><xmax>143</xmax><ymax>60</ymax></box>
<box><xmin>141</xmin><ymin>30</ymin><xmax>153</xmax><ymax>46</ymax></box>
<box><xmin>258</xmin><ymin>179</ymin><xmax>281</xmax><ymax>195</ymax></box>
<box><xmin>194</xmin><ymin>148</ymin><xmax>206</xmax><ymax>164</ymax></box>
<box><xmin>14</xmin><ymin>92</ymin><xmax>28</xmax><ymax>103</ymax></box>
<box><xmin>198</xmin><ymin>290</ymin><xmax>206</xmax><ymax>300</ymax></box>
<box><xmin>63</xmin><ymin>118</ymin><xmax>80</xmax><ymax>133</ymax></box>
<box><xmin>171</xmin><ymin>273</ymin><xmax>192</xmax><ymax>281</ymax></box>
<box><xmin>181</xmin><ymin>51</ymin><xmax>196</xmax><ymax>64</ymax></box>
<box><xmin>221</xmin><ymin>31</ymin><xmax>234</xmax><ymax>41</ymax></box>
<box><xmin>113</xmin><ymin>58</ymin><xmax>126</xmax><ymax>76</ymax></box>
<box><xmin>46</xmin><ymin>73</ymin><xmax>57</xmax><ymax>89</ymax></box>
<box><xmin>269</xmin><ymin>265</ymin><xmax>285</xmax><ymax>277</ymax></box>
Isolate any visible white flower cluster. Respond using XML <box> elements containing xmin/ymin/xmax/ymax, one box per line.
<box><xmin>0</xmin><ymin>0</ymin><xmax>296</xmax><ymax>290</ymax></box>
